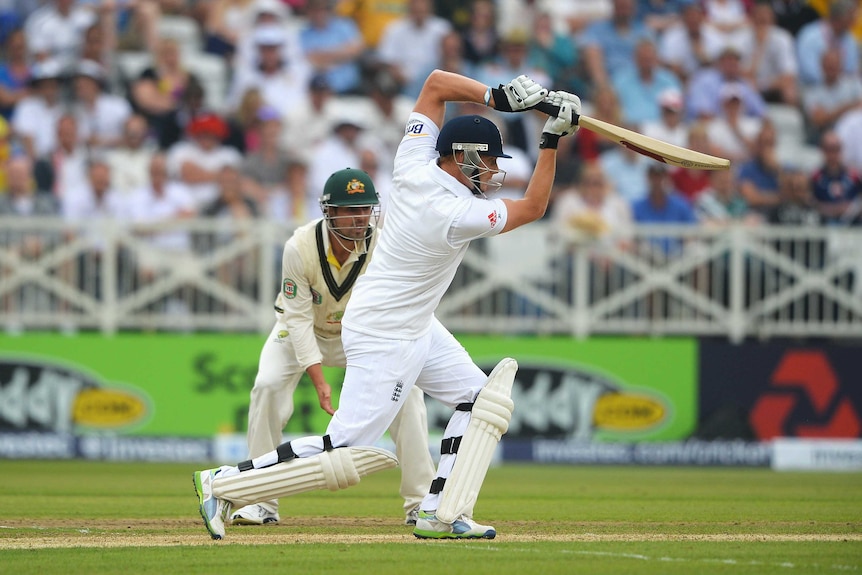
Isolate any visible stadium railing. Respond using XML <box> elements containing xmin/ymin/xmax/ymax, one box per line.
<box><xmin>1</xmin><ymin>217</ymin><xmax>860</xmax><ymax>341</ymax></box>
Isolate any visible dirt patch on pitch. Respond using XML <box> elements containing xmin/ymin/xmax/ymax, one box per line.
<box><xmin>0</xmin><ymin>518</ymin><xmax>860</xmax><ymax>549</ymax></box>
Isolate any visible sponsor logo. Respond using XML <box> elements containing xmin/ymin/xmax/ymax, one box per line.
<box><xmin>311</xmin><ymin>288</ymin><xmax>322</xmax><ymax>305</ymax></box>
<box><xmin>326</xmin><ymin>310</ymin><xmax>344</xmax><ymax>325</ymax></box>
<box><xmin>405</xmin><ymin>120</ymin><xmax>424</xmax><ymax>135</ymax></box>
<box><xmin>282</xmin><ymin>278</ymin><xmax>296</xmax><ymax>299</ymax></box>
<box><xmin>0</xmin><ymin>357</ymin><xmax>151</xmax><ymax>433</ymax></box>
<box><xmin>593</xmin><ymin>393</ymin><xmax>665</xmax><ymax>430</ymax></box>
<box><xmin>487</xmin><ymin>210</ymin><xmax>499</xmax><ymax>228</ymax></box>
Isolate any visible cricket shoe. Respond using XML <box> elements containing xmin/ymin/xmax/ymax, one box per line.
<box><xmin>231</xmin><ymin>504</ymin><xmax>280</xmax><ymax>526</ymax></box>
<box><xmin>404</xmin><ymin>505</ymin><xmax>420</xmax><ymax>526</ymax></box>
<box><xmin>413</xmin><ymin>511</ymin><xmax>496</xmax><ymax>539</ymax></box>
<box><xmin>193</xmin><ymin>466</ymin><xmax>233</xmax><ymax>540</ymax></box>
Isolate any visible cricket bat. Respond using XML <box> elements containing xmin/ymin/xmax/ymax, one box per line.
<box><xmin>534</xmin><ymin>101</ymin><xmax>731</xmax><ymax>171</ymax></box>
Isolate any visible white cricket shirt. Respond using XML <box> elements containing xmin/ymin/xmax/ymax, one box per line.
<box><xmin>342</xmin><ymin>112</ymin><xmax>509</xmax><ymax>340</ymax></box>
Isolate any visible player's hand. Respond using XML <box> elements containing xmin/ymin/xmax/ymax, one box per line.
<box><xmin>315</xmin><ymin>382</ymin><xmax>335</xmax><ymax>415</ymax></box>
<box><xmin>491</xmin><ymin>75</ymin><xmax>548</xmax><ymax>112</ymax></box>
<box><xmin>539</xmin><ymin>91</ymin><xmax>580</xmax><ymax>149</ymax></box>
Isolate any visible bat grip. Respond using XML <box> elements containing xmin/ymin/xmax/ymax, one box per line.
<box><xmin>534</xmin><ymin>100</ymin><xmax>580</xmax><ymax>126</ymax></box>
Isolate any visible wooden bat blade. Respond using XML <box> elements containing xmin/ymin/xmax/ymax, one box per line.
<box><xmin>578</xmin><ymin>115</ymin><xmax>730</xmax><ymax>170</ymax></box>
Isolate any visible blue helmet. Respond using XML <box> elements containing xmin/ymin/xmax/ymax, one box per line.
<box><xmin>435</xmin><ymin>115</ymin><xmax>512</xmax><ymax>159</ymax></box>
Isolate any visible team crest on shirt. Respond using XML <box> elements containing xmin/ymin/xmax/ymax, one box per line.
<box><xmin>310</xmin><ymin>288</ymin><xmax>322</xmax><ymax>305</ymax></box>
<box><xmin>283</xmin><ymin>278</ymin><xmax>296</xmax><ymax>299</ymax></box>
<box><xmin>487</xmin><ymin>210</ymin><xmax>500</xmax><ymax>228</ymax></box>
<box><xmin>326</xmin><ymin>311</ymin><xmax>344</xmax><ymax>325</ymax></box>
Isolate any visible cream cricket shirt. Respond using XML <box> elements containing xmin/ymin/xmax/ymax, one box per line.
<box><xmin>274</xmin><ymin>218</ymin><xmax>378</xmax><ymax>370</ymax></box>
<box><xmin>342</xmin><ymin>112</ymin><xmax>509</xmax><ymax>340</ymax></box>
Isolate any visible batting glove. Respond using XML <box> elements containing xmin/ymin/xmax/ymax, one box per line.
<box><xmin>539</xmin><ymin>91</ymin><xmax>581</xmax><ymax>149</ymax></box>
<box><xmin>490</xmin><ymin>75</ymin><xmax>548</xmax><ymax>113</ymax></box>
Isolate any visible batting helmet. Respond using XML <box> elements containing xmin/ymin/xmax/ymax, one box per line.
<box><xmin>320</xmin><ymin>168</ymin><xmax>380</xmax><ymax>243</ymax></box>
<box><xmin>435</xmin><ymin>115</ymin><xmax>512</xmax><ymax>159</ymax></box>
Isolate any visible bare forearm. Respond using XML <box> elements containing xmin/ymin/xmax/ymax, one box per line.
<box><xmin>501</xmin><ymin>147</ymin><xmax>557</xmax><ymax>231</ymax></box>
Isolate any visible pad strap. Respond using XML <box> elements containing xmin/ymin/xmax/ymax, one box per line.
<box><xmin>440</xmin><ymin>436</ymin><xmax>462</xmax><ymax>455</ymax></box>
<box><xmin>456</xmin><ymin>402</ymin><xmax>473</xmax><ymax>412</ymax></box>
<box><xmin>238</xmin><ymin>459</ymin><xmax>254</xmax><ymax>472</ymax></box>
<box><xmin>429</xmin><ymin>477</ymin><xmax>446</xmax><ymax>494</ymax></box>
<box><xmin>276</xmin><ymin>442</ymin><xmax>296</xmax><ymax>462</ymax></box>
<box><xmin>322</xmin><ymin>434</ymin><xmax>334</xmax><ymax>451</ymax></box>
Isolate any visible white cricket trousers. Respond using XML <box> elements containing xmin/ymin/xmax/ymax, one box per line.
<box><xmin>317</xmin><ymin>317</ymin><xmax>488</xmax><ymax>513</ymax></box>
<box><xmin>246</xmin><ymin>322</ymin><xmax>435</xmax><ymax>514</ymax></box>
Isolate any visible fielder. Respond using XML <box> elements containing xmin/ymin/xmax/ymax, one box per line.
<box><xmin>230</xmin><ymin>168</ymin><xmax>435</xmax><ymax>527</ymax></box>
<box><xmin>193</xmin><ymin>70</ymin><xmax>580</xmax><ymax>540</ymax></box>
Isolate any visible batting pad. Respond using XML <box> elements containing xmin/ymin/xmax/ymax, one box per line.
<box><xmin>212</xmin><ymin>447</ymin><xmax>398</xmax><ymax>507</ymax></box>
<box><xmin>436</xmin><ymin>358</ymin><xmax>516</xmax><ymax>523</ymax></box>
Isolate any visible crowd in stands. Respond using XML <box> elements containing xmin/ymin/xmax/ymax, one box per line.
<box><xmin>0</xmin><ymin>0</ymin><xmax>860</xmax><ymax>264</ymax></box>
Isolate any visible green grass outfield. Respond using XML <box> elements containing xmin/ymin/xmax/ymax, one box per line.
<box><xmin>1</xmin><ymin>460</ymin><xmax>859</xmax><ymax>575</ymax></box>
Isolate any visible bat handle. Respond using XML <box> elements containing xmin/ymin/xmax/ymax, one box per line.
<box><xmin>533</xmin><ymin>100</ymin><xmax>580</xmax><ymax>126</ymax></box>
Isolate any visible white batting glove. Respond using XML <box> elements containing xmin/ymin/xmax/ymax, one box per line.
<box><xmin>490</xmin><ymin>75</ymin><xmax>548</xmax><ymax>113</ymax></box>
<box><xmin>539</xmin><ymin>91</ymin><xmax>580</xmax><ymax>149</ymax></box>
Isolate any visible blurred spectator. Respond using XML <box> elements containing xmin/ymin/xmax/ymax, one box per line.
<box><xmin>230</xmin><ymin>87</ymin><xmax>264</xmax><ymax>153</ymax></box>
<box><xmin>127</xmin><ymin>152</ymin><xmax>196</xmax><ymax>281</ymax></box>
<box><xmin>166</xmin><ymin>112</ymin><xmax>243</xmax><ymax>209</ymax></box>
<box><xmin>72</xmin><ymin>59</ymin><xmax>132</xmax><ymax>150</ymax></box>
<box><xmin>637</xmin><ymin>0</ymin><xmax>683</xmax><ymax>35</ymax></box>
<box><xmin>10</xmin><ymin>58</ymin><xmax>63</xmax><ymax>159</ymax></box>
<box><xmin>580</xmin><ymin>0</ymin><xmax>654</xmax><ymax>91</ymax></box>
<box><xmin>741</xmin><ymin>0</ymin><xmax>798</xmax><ymax>106</ymax></box>
<box><xmin>811</xmin><ymin>131</ymin><xmax>861</xmax><ymax>225</ymax></box>
<box><xmin>737</xmin><ymin>121</ymin><xmax>781</xmax><ymax>214</ymax></box>
<box><xmin>460</xmin><ymin>0</ymin><xmax>498</xmax><ymax>66</ymax></box>
<box><xmin>687</xmin><ymin>46</ymin><xmax>766</xmax><ymax>120</ymax></box>
<box><xmin>107</xmin><ymin>113</ymin><xmax>157</xmax><ymax>196</ymax></box>
<box><xmin>767</xmin><ymin>0</ymin><xmax>819</xmax><ymax>36</ymax></box>
<box><xmin>0</xmin><ymin>155</ymin><xmax>56</xmax><ymax>217</ymax></box>
<box><xmin>476</xmin><ymin>29</ymin><xmax>550</xmax><ymax>157</ymax></box>
<box><xmin>358</xmin><ymin>146</ymin><xmax>392</xmax><ymax>215</ymax></box>
<box><xmin>834</xmin><ymin>109</ymin><xmax>862</xmax><ymax>173</ymax></box>
<box><xmin>706</xmin><ymin>82</ymin><xmax>762</xmax><ymax>164</ymax></box>
<box><xmin>241</xmin><ymin>105</ymin><xmax>290</xmax><ymax>210</ymax></box>
<box><xmin>43</xmin><ymin>114</ymin><xmax>89</xmax><ymax>203</ymax></box>
<box><xmin>703</xmin><ymin>0</ymin><xmax>750</xmax><ymax>50</ymax></box>
<box><xmin>0</xmin><ymin>29</ymin><xmax>32</xmax><ymax>120</ymax></box>
<box><xmin>200</xmin><ymin>165</ymin><xmax>258</xmax><ymax>222</ymax></box>
<box><xmin>632</xmin><ymin>162</ymin><xmax>698</xmax><ymax>257</ymax></box>
<box><xmin>335</xmin><ymin>0</ymin><xmax>406</xmax><ymax>50</ymax></box>
<box><xmin>571</xmin><ymin>84</ymin><xmax>623</xmax><ymax>163</ymax></box>
<box><xmin>233</xmin><ymin>0</ymin><xmax>304</xmax><ymax>74</ymax></box>
<box><xmin>376</xmin><ymin>0</ymin><xmax>451</xmax><ymax>95</ymax></box>
<box><xmin>796</xmin><ymin>0</ymin><xmax>859</xmax><ymax>86</ymax></box>
<box><xmin>642</xmin><ymin>88</ymin><xmax>689</xmax><ymax>148</ymax></box>
<box><xmin>204</xmin><ymin>0</ymin><xmax>259</xmax><ymax>58</ymax></box>
<box><xmin>611</xmin><ymin>37</ymin><xmax>681</xmax><ymax>128</ymax></box>
<box><xmin>227</xmin><ymin>23</ymin><xmax>312</xmax><ymax>119</ymax></box>
<box><xmin>600</xmin><ymin>142</ymin><xmax>652</xmax><ymax>204</ymax></box>
<box><xmin>802</xmin><ymin>48</ymin><xmax>862</xmax><ymax>144</ymax></box>
<box><xmin>552</xmin><ymin>161</ymin><xmax>634</xmax><ymax>252</ymax></box>
<box><xmin>767</xmin><ymin>165</ymin><xmax>821</xmax><ymax>226</ymax></box>
<box><xmin>539</xmin><ymin>0</ymin><xmax>613</xmax><ymax>35</ymax></box>
<box><xmin>299</xmin><ymin>0</ymin><xmax>364</xmax><ymax>95</ymax></box>
<box><xmin>114</xmin><ymin>0</ymin><xmax>162</xmax><ymax>54</ymax></box>
<box><xmin>23</xmin><ymin>0</ymin><xmax>96</xmax><ymax>65</ymax></box>
<box><xmin>670</xmin><ymin>121</ymin><xmax>716</xmax><ymax>203</ymax></box>
<box><xmin>129</xmin><ymin>37</ymin><xmax>201</xmax><ymax>147</ymax></box>
<box><xmin>365</xmin><ymin>68</ymin><xmax>414</xmax><ymax>171</ymax></box>
<box><xmin>411</xmin><ymin>30</ymin><xmax>475</xmax><ymax>111</ymax></box>
<box><xmin>281</xmin><ymin>73</ymin><xmax>337</xmax><ymax>165</ymax></box>
<box><xmin>658</xmin><ymin>0</ymin><xmax>723</xmax><ymax>84</ymax></box>
<box><xmin>694</xmin><ymin>167</ymin><xmax>756</xmax><ymax>226</ymax></box>
<box><xmin>527</xmin><ymin>11</ymin><xmax>583</xmax><ymax>95</ymax></box>
<box><xmin>61</xmin><ymin>155</ymin><xmax>128</xmax><ymax>224</ymax></box>
<box><xmin>305</xmin><ymin>112</ymin><xmax>368</xmax><ymax>220</ymax></box>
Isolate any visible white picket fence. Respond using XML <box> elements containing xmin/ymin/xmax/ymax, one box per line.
<box><xmin>1</xmin><ymin>217</ymin><xmax>860</xmax><ymax>341</ymax></box>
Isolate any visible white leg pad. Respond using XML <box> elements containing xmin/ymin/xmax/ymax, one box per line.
<box><xmin>212</xmin><ymin>447</ymin><xmax>398</xmax><ymax>508</ymax></box>
<box><xmin>436</xmin><ymin>358</ymin><xmax>516</xmax><ymax>523</ymax></box>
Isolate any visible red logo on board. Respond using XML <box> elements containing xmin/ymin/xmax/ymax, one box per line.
<box><xmin>749</xmin><ymin>351</ymin><xmax>861</xmax><ymax>439</ymax></box>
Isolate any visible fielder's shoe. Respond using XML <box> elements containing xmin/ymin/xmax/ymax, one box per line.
<box><xmin>413</xmin><ymin>510</ymin><xmax>496</xmax><ymax>539</ymax></box>
<box><xmin>404</xmin><ymin>505</ymin><xmax>420</xmax><ymax>526</ymax></box>
<box><xmin>231</xmin><ymin>504</ymin><xmax>280</xmax><ymax>526</ymax></box>
<box><xmin>193</xmin><ymin>466</ymin><xmax>232</xmax><ymax>540</ymax></box>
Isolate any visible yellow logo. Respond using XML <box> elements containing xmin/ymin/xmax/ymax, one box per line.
<box><xmin>278</xmin><ymin>330</ymin><xmax>289</xmax><ymax>338</ymax></box>
<box><xmin>345</xmin><ymin>179</ymin><xmax>365</xmax><ymax>194</ymax></box>
<box><xmin>593</xmin><ymin>393</ymin><xmax>665</xmax><ymax>431</ymax></box>
<box><xmin>72</xmin><ymin>388</ymin><xmax>148</xmax><ymax>428</ymax></box>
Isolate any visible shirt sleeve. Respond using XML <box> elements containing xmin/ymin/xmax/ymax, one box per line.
<box><xmin>447</xmin><ymin>196</ymin><xmax>508</xmax><ymax>246</ymax></box>
<box><xmin>393</xmin><ymin>112</ymin><xmax>440</xmax><ymax>179</ymax></box>
<box><xmin>279</xmin><ymin>241</ymin><xmax>323</xmax><ymax>370</ymax></box>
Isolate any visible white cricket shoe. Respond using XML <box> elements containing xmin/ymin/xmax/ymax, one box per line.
<box><xmin>193</xmin><ymin>466</ymin><xmax>232</xmax><ymax>540</ymax></box>
<box><xmin>404</xmin><ymin>505</ymin><xmax>420</xmax><ymax>526</ymax></box>
<box><xmin>413</xmin><ymin>510</ymin><xmax>496</xmax><ymax>539</ymax></box>
<box><xmin>231</xmin><ymin>504</ymin><xmax>280</xmax><ymax>526</ymax></box>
